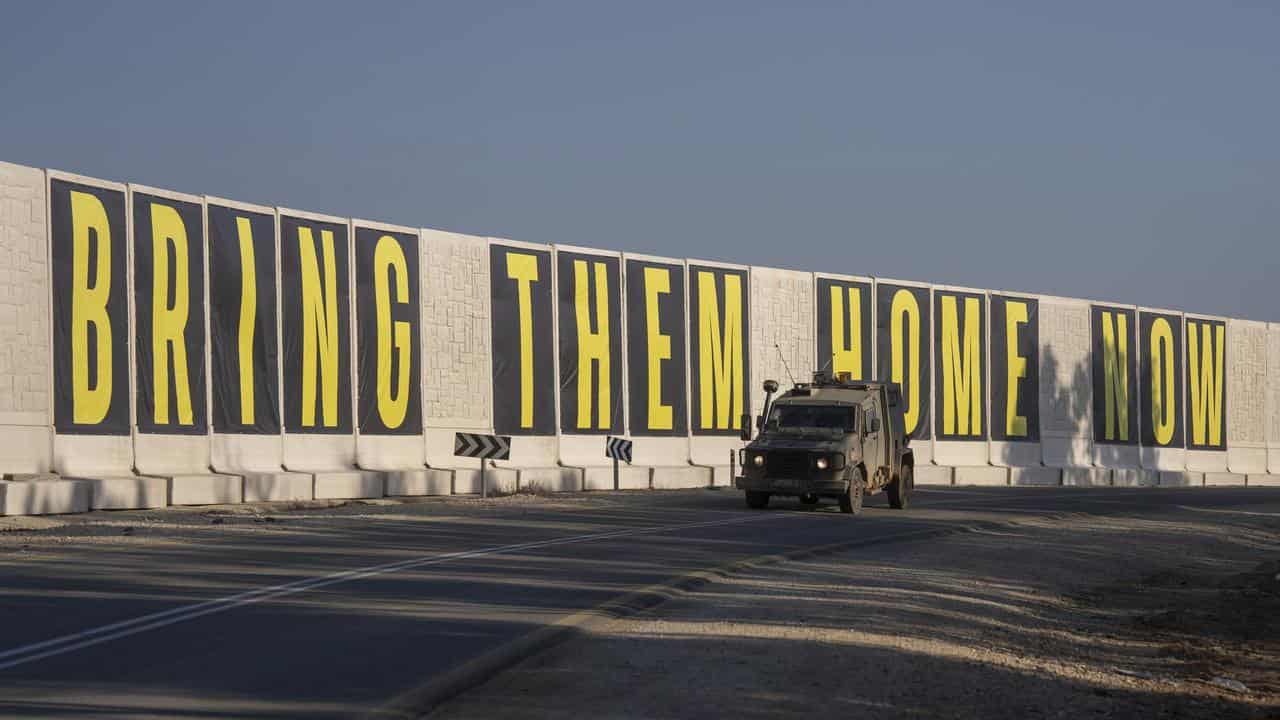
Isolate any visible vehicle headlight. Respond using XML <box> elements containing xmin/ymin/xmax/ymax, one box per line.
<box><xmin>815</xmin><ymin>457</ymin><xmax>829</xmax><ymax>470</ymax></box>
<box><xmin>752</xmin><ymin>454</ymin><xmax>765</xmax><ymax>467</ymax></box>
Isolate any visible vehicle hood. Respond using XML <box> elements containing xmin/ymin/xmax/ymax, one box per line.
<box><xmin>748</xmin><ymin>433</ymin><xmax>848</xmax><ymax>453</ymax></box>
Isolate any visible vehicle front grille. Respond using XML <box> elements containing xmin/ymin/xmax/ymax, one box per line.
<box><xmin>765</xmin><ymin>451</ymin><xmax>810</xmax><ymax>477</ymax></box>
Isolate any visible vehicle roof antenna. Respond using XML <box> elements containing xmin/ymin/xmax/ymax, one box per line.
<box><xmin>774</xmin><ymin>342</ymin><xmax>797</xmax><ymax>386</ymax></box>
<box><xmin>819</xmin><ymin>351</ymin><xmax>836</xmax><ymax>374</ymax></box>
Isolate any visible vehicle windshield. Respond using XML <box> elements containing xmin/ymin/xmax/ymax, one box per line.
<box><xmin>767</xmin><ymin>404</ymin><xmax>856</xmax><ymax>432</ymax></box>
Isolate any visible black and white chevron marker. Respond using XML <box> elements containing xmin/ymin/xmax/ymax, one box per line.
<box><xmin>605</xmin><ymin>436</ymin><xmax>633</xmax><ymax>463</ymax></box>
<box><xmin>454</xmin><ymin>432</ymin><xmax>512</xmax><ymax>461</ymax></box>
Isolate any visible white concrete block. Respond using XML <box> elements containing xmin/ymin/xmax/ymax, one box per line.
<box><xmin>242</xmin><ymin>472</ymin><xmax>314</xmax><ymax>503</ymax></box>
<box><xmin>1111</xmin><ymin>468</ymin><xmax>1159</xmax><ymax>487</ymax></box>
<box><xmin>313</xmin><ymin>471</ymin><xmax>385</xmax><ymax>500</ymax></box>
<box><xmin>167</xmin><ymin>474</ymin><xmax>243</xmax><ymax>506</ymax></box>
<box><xmin>283</xmin><ymin>433</ymin><xmax>357</xmax><ymax>473</ymax></box>
<box><xmin>1140</xmin><ymin>445</ymin><xmax>1185</xmax><ymax>471</ymax></box>
<box><xmin>357</xmin><ymin>435</ymin><xmax>426</xmax><ymax>471</ymax></box>
<box><xmin>1247</xmin><ymin>474</ymin><xmax>1280</xmax><ymax>486</ymax></box>
<box><xmin>1093</xmin><ymin>444</ymin><xmax>1139</xmax><ymax>469</ymax></box>
<box><xmin>652</xmin><ymin>466</ymin><xmax>711</xmax><ymax>489</ymax></box>
<box><xmin>212</xmin><ymin>434</ymin><xmax>286</xmax><ymax>473</ymax></box>
<box><xmin>1</xmin><ymin>479</ymin><xmax>92</xmax><ymax>516</ymax></box>
<box><xmin>1227</xmin><ymin>319</ymin><xmax>1267</xmax><ymax>474</ymax></box>
<box><xmin>452</xmin><ymin>466</ymin><xmax>518</xmax><ymax>495</ymax></box>
<box><xmin>79</xmin><ymin>476</ymin><xmax>169</xmax><ymax>510</ymax></box>
<box><xmin>421</xmin><ymin>229</ymin><xmax>492</xmax><ymax>430</ymax></box>
<box><xmin>1009</xmin><ymin>467</ymin><xmax>1061</xmax><ymax>486</ymax></box>
<box><xmin>1185</xmin><ymin>450</ymin><xmax>1228</xmax><ymax>473</ymax></box>
<box><xmin>1268</xmin><ymin>324</ymin><xmax>1280</xmax><ymax>473</ymax></box>
<box><xmin>53</xmin><ymin>435</ymin><xmax>133</xmax><ymax>477</ymax></box>
<box><xmin>991</xmin><ymin>441</ymin><xmax>1040</xmax><ymax>468</ymax></box>
<box><xmin>689</xmin><ymin>438</ymin><xmax>742</xmax><ymax>485</ymax></box>
<box><xmin>384</xmin><ymin>469</ymin><xmax>452</xmax><ymax>497</ymax></box>
<box><xmin>953</xmin><ymin>466</ymin><xmax>1008</xmax><ymax>486</ymax></box>
<box><xmin>518</xmin><ymin>467</ymin><xmax>582</xmax><ymax>493</ymax></box>
<box><xmin>0</xmin><ymin>427</ymin><xmax>52</xmax><ymax>475</ymax></box>
<box><xmin>1038</xmin><ymin>296</ymin><xmax>1094</xmax><ymax>468</ymax></box>
<box><xmin>134</xmin><ymin>434</ymin><xmax>212</xmax><ymax>476</ymax></box>
<box><xmin>935</xmin><ymin>442</ymin><xmax>990</xmax><ymax>467</ymax></box>
<box><xmin>1061</xmin><ymin>467</ymin><xmax>1110</xmax><ymax>486</ymax></box>
<box><xmin>1158</xmin><ymin>471</ymin><xmax>1203</xmax><ymax>487</ymax></box>
<box><xmin>913</xmin><ymin>465</ymin><xmax>953</xmax><ymax>486</ymax></box>
<box><xmin>583</xmin><ymin>466</ymin><xmax>650</xmax><ymax>491</ymax></box>
<box><xmin>1203</xmin><ymin>472</ymin><xmax>1245</xmax><ymax>487</ymax></box>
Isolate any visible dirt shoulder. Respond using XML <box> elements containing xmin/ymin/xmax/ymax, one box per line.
<box><xmin>427</xmin><ymin>502</ymin><xmax>1280</xmax><ymax>720</ymax></box>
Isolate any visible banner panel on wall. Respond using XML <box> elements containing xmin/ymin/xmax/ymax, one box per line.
<box><xmin>1184</xmin><ymin>316</ymin><xmax>1227</xmax><ymax>452</ymax></box>
<box><xmin>132</xmin><ymin>192</ymin><xmax>207</xmax><ymax>435</ymax></box>
<box><xmin>688</xmin><ymin>264</ymin><xmax>750</xmax><ymax>436</ymax></box>
<box><xmin>933</xmin><ymin>289</ymin><xmax>986</xmax><ymax>441</ymax></box>
<box><xmin>557</xmin><ymin>250</ymin><xmax>623</xmax><ymax>435</ymax></box>
<box><xmin>1090</xmin><ymin>304</ymin><xmax>1139</xmax><ymax>447</ymax></box>
<box><xmin>625</xmin><ymin>258</ymin><xmax>687</xmax><ymax>436</ymax></box>
<box><xmin>875</xmin><ymin>282</ymin><xmax>931</xmax><ymax>441</ymax></box>
<box><xmin>491</xmin><ymin>243</ymin><xmax>556</xmax><ymax>436</ymax></box>
<box><xmin>50</xmin><ymin>178</ymin><xmax>130</xmax><ymax>436</ymax></box>
<box><xmin>991</xmin><ymin>294</ymin><xmax>1039</xmax><ymax>443</ymax></box>
<box><xmin>816</xmin><ymin>276</ymin><xmax>872</xmax><ymax>381</ymax></box>
<box><xmin>279</xmin><ymin>213</ymin><xmax>353</xmax><ymax>435</ymax></box>
<box><xmin>354</xmin><ymin>225</ymin><xmax>422</xmax><ymax>436</ymax></box>
<box><xmin>1138</xmin><ymin>310</ymin><xmax>1184</xmax><ymax>451</ymax></box>
<box><xmin>208</xmin><ymin>202</ymin><xmax>280</xmax><ymax>434</ymax></box>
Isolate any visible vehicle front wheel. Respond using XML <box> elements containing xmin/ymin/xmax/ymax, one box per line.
<box><xmin>799</xmin><ymin>493</ymin><xmax>820</xmax><ymax>505</ymax></box>
<box><xmin>886</xmin><ymin>464</ymin><xmax>912</xmax><ymax>509</ymax></box>
<box><xmin>838</xmin><ymin>468</ymin><xmax>865</xmax><ymax>515</ymax></box>
<box><xmin>745</xmin><ymin>491</ymin><xmax>771</xmax><ymax>509</ymax></box>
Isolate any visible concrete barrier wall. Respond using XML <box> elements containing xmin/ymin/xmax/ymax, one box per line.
<box><xmin>3</xmin><ymin>158</ymin><xmax>1277</xmax><ymax>510</ymax></box>
<box><xmin>0</xmin><ymin>162</ymin><xmax>52</xmax><ymax>475</ymax></box>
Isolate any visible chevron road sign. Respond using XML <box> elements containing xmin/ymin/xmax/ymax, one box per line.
<box><xmin>605</xmin><ymin>436</ymin><xmax>633</xmax><ymax>463</ymax></box>
<box><xmin>454</xmin><ymin>432</ymin><xmax>512</xmax><ymax>461</ymax></box>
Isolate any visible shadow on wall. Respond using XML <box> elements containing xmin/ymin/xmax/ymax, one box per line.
<box><xmin>994</xmin><ymin>346</ymin><xmax>1092</xmax><ymax>468</ymax></box>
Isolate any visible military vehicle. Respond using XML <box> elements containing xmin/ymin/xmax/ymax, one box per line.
<box><xmin>734</xmin><ymin>373</ymin><xmax>914</xmax><ymax>514</ymax></box>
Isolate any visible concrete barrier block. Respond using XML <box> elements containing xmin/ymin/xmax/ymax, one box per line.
<box><xmin>914</xmin><ymin>465</ymin><xmax>953</xmax><ymax>485</ymax></box>
<box><xmin>243</xmin><ymin>472</ymin><xmax>314</xmax><ymax>503</ymax></box>
<box><xmin>1159</xmin><ymin>471</ymin><xmax>1204</xmax><ymax>487</ymax></box>
<box><xmin>1247</xmin><ymin>474</ymin><xmax>1280</xmax><ymax>486</ymax></box>
<box><xmin>313</xmin><ymin>471</ymin><xmax>385</xmax><ymax>500</ymax></box>
<box><xmin>385</xmin><ymin>469</ymin><xmax>452</xmax><ymax>497</ymax></box>
<box><xmin>1</xmin><ymin>479</ymin><xmax>93</xmax><ymax>516</ymax></box>
<box><xmin>518</xmin><ymin>467</ymin><xmax>582</xmax><ymax>493</ymax></box>
<box><xmin>80</xmin><ymin>476</ymin><xmax>169</xmax><ymax>510</ymax></box>
<box><xmin>1061</xmin><ymin>467</ymin><xmax>1110</xmax><ymax>486</ymax></box>
<box><xmin>1226</xmin><ymin>319</ymin><xmax>1268</xmax><ymax>474</ymax></box>
<box><xmin>652</xmin><ymin>466</ymin><xmax>711</xmax><ymax>489</ymax></box>
<box><xmin>1009</xmin><ymin>467</ymin><xmax>1061</xmax><ymax>486</ymax></box>
<box><xmin>1111</xmin><ymin>468</ymin><xmax>1159</xmax><ymax>487</ymax></box>
<box><xmin>583</xmin><ymin>466</ymin><xmax>650</xmax><ymax>491</ymax></box>
<box><xmin>356</xmin><ymin>435</ymin><xmax>427</xmax><ymax>472</ymax></box>
<box><xmin>1203</xmin><ymin>472</ymin><xmax>1245</xmax><ymax>487</ymax></box>
<box><xmin>452</xmin><ymin>467</ymin><xmax>518</xmax><ymax>495</ymax></box>
<box><xmin>953</xmin><ymin>466</ymin><xmax>1008</xmax><ymax>486</ymax></box>
<box><xmin>1038</xmin><ymin>296</ymin><xmax>1094</xmax><ymax>468</ymax></box>
<box><xmin>167</xmin><ymin>474</ymin><xmax>243</xmax><ymax>506</ymax></box>
<box><xmin>0</xmin><ymin>427</ymin><xmax>53</xmax><ymax>475</ymax></box>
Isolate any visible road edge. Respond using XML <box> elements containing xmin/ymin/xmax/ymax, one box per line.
<box><xmin>366</xmin><ymin>512</ymin><xmax>1079</xmax><ymax>719</ymax></box>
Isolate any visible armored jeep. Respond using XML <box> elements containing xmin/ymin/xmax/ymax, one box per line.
<box><xmin>734</xmin><ymin>373</ymin><xmax>914</xmax><ymax>514</ymax></box>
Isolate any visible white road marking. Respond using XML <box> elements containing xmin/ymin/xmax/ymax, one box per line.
<box><xmin>0</xmin><ymin>513</ymin><xmax>786</xmax><ymax>672</ymax></box>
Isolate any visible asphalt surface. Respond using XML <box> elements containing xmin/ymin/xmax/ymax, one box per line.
<box><xmin>0</xmin><ymin>485</ymin><xmax>1276</xmax><ymax>718</ymax></box>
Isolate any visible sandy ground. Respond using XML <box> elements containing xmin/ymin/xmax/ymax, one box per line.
<box><xmin>427</xmin><ymin>503</ymin><xmax>1280</xmax><ymax>720</ymax></box>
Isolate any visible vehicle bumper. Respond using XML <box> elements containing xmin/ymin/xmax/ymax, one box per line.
<box><xmin>734</xmin><ymin>474</ymin><xmax>848</xmax><ymax>495</ymax></box>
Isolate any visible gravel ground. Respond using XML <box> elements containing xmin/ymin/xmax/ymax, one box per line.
<box><xmin>427</xmin><ymin>503</ymin><xmax>1280</xmax><ymax>720</ymax></box>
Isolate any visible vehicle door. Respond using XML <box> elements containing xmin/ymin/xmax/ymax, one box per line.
<box><xmin>860</xmin><ymin>397</ymin><xmax>887</xmax><ymax>483</ymax></box>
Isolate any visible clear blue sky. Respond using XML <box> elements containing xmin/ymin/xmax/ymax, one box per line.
<box><xmin>2</xmin><ymin>1</ymin><xmax>1276</xmax><ymax>321</ymax></box>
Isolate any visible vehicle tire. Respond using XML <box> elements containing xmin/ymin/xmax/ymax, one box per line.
<box><xmin>886</xmin><ymin>464</ymin><xmax>912</xmax><ymax>510</ymax></box>
<box><xmin>799</xmin><ymin>493</ymin><xmax>820</xmax><ymax>505</ymax></box>
<box><xmin>838</xmin><ymin>468</ymin><xmax>865</xmax><ymax>515</ymax></box>
<box><xmin>745</xmin><ymin>491</ymin><xmax>771</xmax><ymax>509</ymax></box>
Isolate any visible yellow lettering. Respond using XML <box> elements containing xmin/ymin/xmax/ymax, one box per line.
<box><xmin>149</xmin><ymin>204</ymin><xmax>193</xmax><ymax>426</ymax></box>
<box><xmin>1004</xmin><ymin>300</ymin><xmax>1028</xmax><ymax>437</ymax></box>
<box><xmin>940</xmin><ymin>295</ymin><xmax>982</xmax><ymax>436</ymax></box>
<box><xmin>506</xmin><ymin>253</ymin><xmax>539</xmax><ymax>429</ymax></box>
<box><xmin>697</xmin><ymin>271</ymin><xmax>743</xmax><ymax>430</ymax></box>
<box><xmin>1149</xmin><ymin>317</ymin><xmax>1175</xmax><ymax>445</ymax></box>
<box><xmin>644</xmin><ymin>267</ymin><xmax>673</xmax><ymax>431</ymax></box>
<box><xmin>889</xmin><ymin>289</ymin><xmax>920</xmax><ymax>435</ymax></box>
<box><xmin>1101</xmin><ymin>311</ymin><xmax>1129</xmax><ymax>441</ymax></box>
<box><xmin>1187</xmin><ymin>321</ymin><xmax>1224</xmax><ymax>447</ymax></box>
<box><xmin>299</xmin><ymin>228</ymin><xmax>339</xmax><ymax>427</ymax></box>
<box><xmin>374</xmin><ymin>235</ymin><xmax>411</xmax><ymax>429</ymax></box>
<box><xmin>573</xmin><ymin>260</ymin><xmax>611</xmax><ymax>429</ymax></box>
<box><xmin>235</xmin><ymin>217</ymin><xmax>256</xmax><ymax>425</ymax></box>
<box><xmin>70</xmin><ymin>191</ymin><xmax>112</xmax><ymax>424</ymax></box>
<box><xmin>830</xmin><ymin>286</ymin><xmax>863</xmax><ymax>380</ymax></box>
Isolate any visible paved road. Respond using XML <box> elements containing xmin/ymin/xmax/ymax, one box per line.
<box><xmin>0</xmin><ymin>486</ymin><xmax>1276</xmax><ymax>718</ymax></box>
